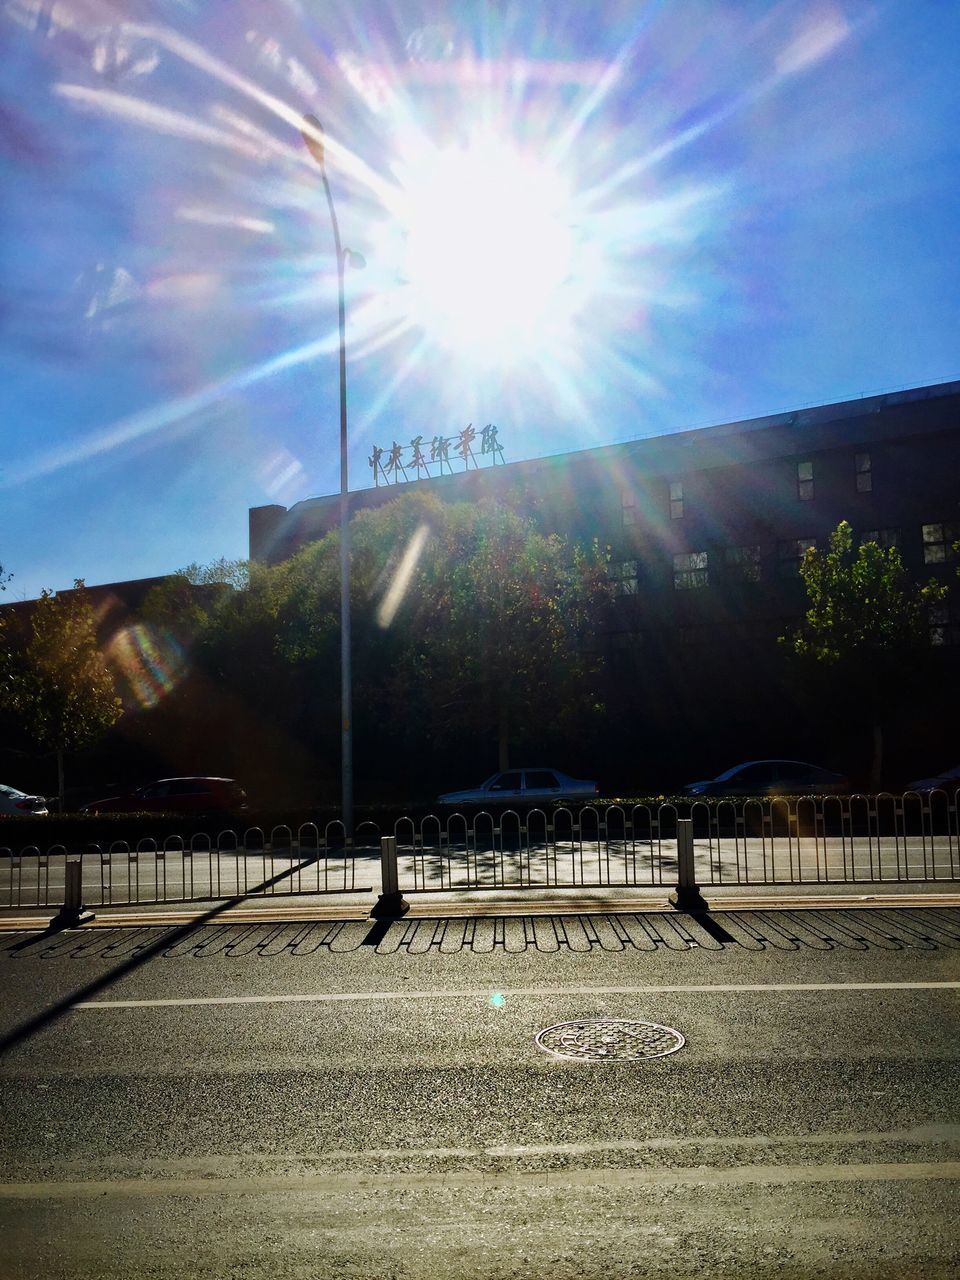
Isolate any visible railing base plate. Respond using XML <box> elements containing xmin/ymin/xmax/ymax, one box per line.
<box><xmin>668</xmin><ymin>887</ymin><xmax>709</xmax><ymax>912</ymax></box>
<box><xmin>369</xmin><ymin>893</ymin><xmax>409</xmax><ymax>920</ymax></box>
<box><xmin>49</xmin><ymin>908</ymin><xmax>96</xmax><ymax>930</ymax></box>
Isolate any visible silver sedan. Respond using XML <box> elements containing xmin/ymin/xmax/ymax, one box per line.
<box><xmin>438</xmin><ymin>767</ymin><xmax>599</xmax><ymax>806</ymax></box>
<box><xmin>0</xmin><ymin>784</ymin><xmax>49</xmax><ymax>816</ymax></box>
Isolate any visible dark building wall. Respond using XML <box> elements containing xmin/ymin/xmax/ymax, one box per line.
<box><xmin>249</xmin><ymin>380</ymin><xmax>960</xmax><ymax>655</ymax></box>
<box><xmin>0</xmin><ymin>576</ymin><xmax>175</xmax><ymax>650</ymax></box>
<box><xmin>252</xmin><ymin>381</ymin><xmax>960</xmax><ymax>586</ymax></box>
<box><xmin>246</xmin><ymin>380</ymin><xmax>960</xmax><ymax>790</ymax></box>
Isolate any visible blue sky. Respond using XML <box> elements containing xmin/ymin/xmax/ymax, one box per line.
<box><xmin>1</xmin><ymin>0</ymin><xmax>958</xmax><ymax>601</ymax></box>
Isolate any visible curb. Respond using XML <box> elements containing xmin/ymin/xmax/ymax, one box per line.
<box><xmin>1</xmin><ymin>892</ymin><xmax>959</xmax><ymax>931</ymax></box>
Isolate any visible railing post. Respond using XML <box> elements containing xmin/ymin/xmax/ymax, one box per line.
<box><xmin>370</xmin><ymin>836</ymin><xmax>409</xmax><ymax>919</ymax></box>
<box><xmin>669</xmin><ymin>819</ymin><xmax>708</xmax><ymax>911</ymax></box>
<box><xmin>51</xmin><ymin>857</ymin><xmax>95</xmax><ymax>929</ymax></box>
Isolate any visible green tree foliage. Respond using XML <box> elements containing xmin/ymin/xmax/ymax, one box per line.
<box><xmin>140</xmin><ymin>547</ymin><xmax>354</xmax><ymax>804</ymax></box>
<box><xmin>176</xmin><ymin>558</ymin><xmax>250</xmax><ymax>590</ymax></box>
<box><xmin>350</xmin><ymin>493</ymin><xmax>613</xmax><ymax>769</ymax></box>
<box><xmin>140</xmin><ymin>494</ymin><xmax>612</xmax><ymax>797</ymax></box>
<box><xmin>0</xmin><ymin>580</ymin><xmax>123</xmax><ymax>806</ymax></box>
<box><xmin>780</xmin><ymin>521</ymin><xmax>947</xmax><ymax>790</ymax></box>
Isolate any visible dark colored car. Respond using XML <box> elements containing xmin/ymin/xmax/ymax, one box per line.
<box><xmin>81</xmin><ymin>777</ymin><xmax>248</xmax><ymax>815</ymax></box>
<box><xmin>905</xmin><ymin>765</ymin><xmax>960</xmax><ymax>794</ymax></box>
<box><xmin>682</xmin><ymin>759</ymin><xmax>849</xmax><ymax>797</ymax></box>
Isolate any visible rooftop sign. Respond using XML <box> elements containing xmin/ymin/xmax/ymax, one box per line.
<box><xmin>368</xmin><ymin>423</ymin><xmax>504</xmax><ymax>486</ymax></box>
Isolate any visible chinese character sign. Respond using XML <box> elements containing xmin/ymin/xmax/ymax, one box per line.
<box><xmin>369</xmin><ymin>424</ymin><xmax>504</xmax><ymax>485</ymax></box>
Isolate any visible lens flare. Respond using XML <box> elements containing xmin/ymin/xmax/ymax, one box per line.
<box><xmin>376</xmin><ymin>522</ymin><xmax>431</xmax><ymax>629</ymax></box>
<box><xmin>259</xmin><ymin>446</ymin><xmax>307</xmax><ymax>502</ymax></box>
<box><xmin>107</xmin><ymin>623</ymin><xmax>186</xmax><ymax>709</ymax></box>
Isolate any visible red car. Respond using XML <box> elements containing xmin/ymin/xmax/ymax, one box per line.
<box><xmin>81</xmin><ymin>777</ymin><xmax>248</xmax><ymax>815</ymax></box>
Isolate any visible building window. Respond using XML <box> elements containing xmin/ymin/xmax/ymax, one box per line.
<box><xmin>673</xmin><ymin>551</ymin><xmax>708</xmax><ymax>590</ymax></box>
<box><xmin>855</xmin><ymin>452</ymin><xmax>872</xmax><ymax>492</ymax></box>
<box><xmin>797</xmin><ymin>461</ymin><xmax>814</xmax><ymax>501</ymax></box>
<box><xmin>621</xmin><ymin>489</ymin><xmax>638</xmax><ymax>529</ymax></box>
<box><xmin>778</xmin><ymin>538</ymin><xmax>816</xmax><ymax>578</ymax></box>
<box><xmin>669</xmin><ymin>481</ymin><xmax>684</xmax><ymax>519</ymax></box>
<box><xmin>724</xmin><ymin>544</ymin><xmax>762</xmax><ymax>582</ymax></box>
<box><xmin>922</xmin><ymin>523</ymin><xmax>959</xmax><ymax>565</ymax></box>
<box><xmin>609</xmin><ymin>559</ymin><xmax>639</xmax><ymax>596</ymax></box>
<box><xmin>861</xmin><ymin>528</ymin><xmax>900</xmax><ymax>550</ymax></box>
<box><xmin>929</xmin><ymin>604</ymin><xmax>960</xmax><ymax>647</ymax></box>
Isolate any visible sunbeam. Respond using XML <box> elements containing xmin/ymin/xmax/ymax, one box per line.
<box><xmin>0</xmin><ymin>334</ymin><xmax>339</xmax><ymax>488</ymax></box>
<box><xmin>376</xmin><ymin>522</ymin><xmax>431</xmax><ymax>628</ymax></box>
<box><xmin>52</xmin><ymin>83</ymin><xmax>267</xmax><ymax>159</ymax></box>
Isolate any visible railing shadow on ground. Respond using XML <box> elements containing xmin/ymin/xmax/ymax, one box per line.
<box><xmin>0</xmin><ymin>852</ymin><xmax>330</xmax><ymax>1057</ymax></box>
<box><xmin>2</xmin><ymin>907</ymin><xmax>958</xmax><ymax>965</ymax></box>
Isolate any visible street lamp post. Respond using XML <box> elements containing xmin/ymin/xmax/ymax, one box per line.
<box><xmin>301</xmin><ymin>113</ymin><xmax>360</xmax><ymax>837</ymax></box>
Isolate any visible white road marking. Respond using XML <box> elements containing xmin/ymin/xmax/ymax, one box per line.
<box><xmin>41</xmin><ymin>1124</ymin><xmax>960</xmax><ymax>1170</ymax></box>
<box><xmin>72</xmin><ymin>980</ymin><xmax>960</xmax><ymax>1010</ymax></box>
<box><xmin>2</xmin><ymin>1161</ymin><xmax>959</xmax><ymax>1199</ymax></box>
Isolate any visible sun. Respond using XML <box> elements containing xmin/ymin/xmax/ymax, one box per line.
<box><xmin>390</xmin><ymin>136</ymin><xmax>576</xmax><ymax>366</ymax></box>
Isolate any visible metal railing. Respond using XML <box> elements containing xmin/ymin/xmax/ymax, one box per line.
<box><xmin>2</xmin><ymin>794</ymin><xmax>959</xmax><ymax>913</ymax></box>
<box><xmin>392</xmin><ymin>793</ymin><xmax>960</xmax><ymax>892</ymax></box>
<box><xmin>0</xmin><ymin>823</ymin><xmax>366</xmax><ymax>910</ymax></box>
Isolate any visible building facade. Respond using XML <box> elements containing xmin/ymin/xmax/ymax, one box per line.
<box><xmin>251</xmin><ymin>378</ymin><xmax>960</xmax><ymax>658</ymax></box>
<box><xmin>248</xmin><ymin>379</ymin><xmax>960</xmax><ymax>788</ymax></box>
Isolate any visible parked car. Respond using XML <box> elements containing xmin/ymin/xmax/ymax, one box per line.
<box><xmin>438</xmin><ymin>768</ymin><xmax>599</xmax><ymax>806</ymax></box>
<box><xmin>0</xmin><ymin>784</ymin><xmax>48</xmax><ymax>816</ymax></box>
<box><xmin>682</xmin><ymin>760</ymin><xmax>849</xmax><ymax>797</ymax></box>
<box><xmin>80</xmin><ymin>777</ymin><xmax>248</xmax><ymax>815</ymax></box>
<box><xmin>905</xmin><ymin>765</ymin><xmax>960</xmax><ymax>794</ymax></box>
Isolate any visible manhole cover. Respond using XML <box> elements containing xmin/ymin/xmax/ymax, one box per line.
<box><xmin>535</xmin><ymin>1018</ymin><xmax>685</xmax><ymax>1062</ymax></box>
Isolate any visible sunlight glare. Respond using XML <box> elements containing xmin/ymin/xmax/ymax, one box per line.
<box><xmin>394</xmin><ymin>137</ymin><xmax>575</xmax><ymax>365</ymax></box>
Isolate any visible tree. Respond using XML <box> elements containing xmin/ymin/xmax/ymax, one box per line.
<box><xmin>0</xmin><ymin>581</ymin><xmax>123</xmax><ymax>807</ymax></box>
<box><xmin>340</xmin><ymin>492</ymin><xmax>613</xmax><ymax>771</ymax></box>
<box><xmin>139</xmin><ymin>554</ymin><xmax>344</xmax><ymax>804</ymax></box>
<box><xmin>780</xmin><ymin>521</ymin><xmax>947</xmax><ymax>791</ymax></box>
<box><xmin>140</xmin><ymin>495</ymin><xmax>613</xmax><ymax>799</ymax></box>
<box><xmin>175</xmin><ymin>557</ymin><xmax>250</xmax><ymax>590</ymax></box>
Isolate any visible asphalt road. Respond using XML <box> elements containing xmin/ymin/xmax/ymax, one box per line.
<box><xmin>2</xmin><ymin>906</ymin><xmax>960</xmax><ymax>1279</ymax></box>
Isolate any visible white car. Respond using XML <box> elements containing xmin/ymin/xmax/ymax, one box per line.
<box><xmin>906</xmin><ymin>765</ymin><xmax>960</xmax><ymax>794</ymax></box>
<box><xmin>0</xmin><ymin>784</ymin><xmax>49</xmax><ymax>816</ymax></box>
<box><xmin>438</xmin><ymin>768</ymin><xmax>599</xmax><ymax>806</ymax></box>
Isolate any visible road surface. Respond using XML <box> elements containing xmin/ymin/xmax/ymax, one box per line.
<box><xmin>1</xmin><ymin>905</ymin><xmax>959</xmax><ymax>1277</ymax></box>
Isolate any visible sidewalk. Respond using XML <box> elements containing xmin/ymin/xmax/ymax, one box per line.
<box><xmin>2</xmin><ymin>878</ymin><xmax>959</xmax><ymax>931</ymax></box>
